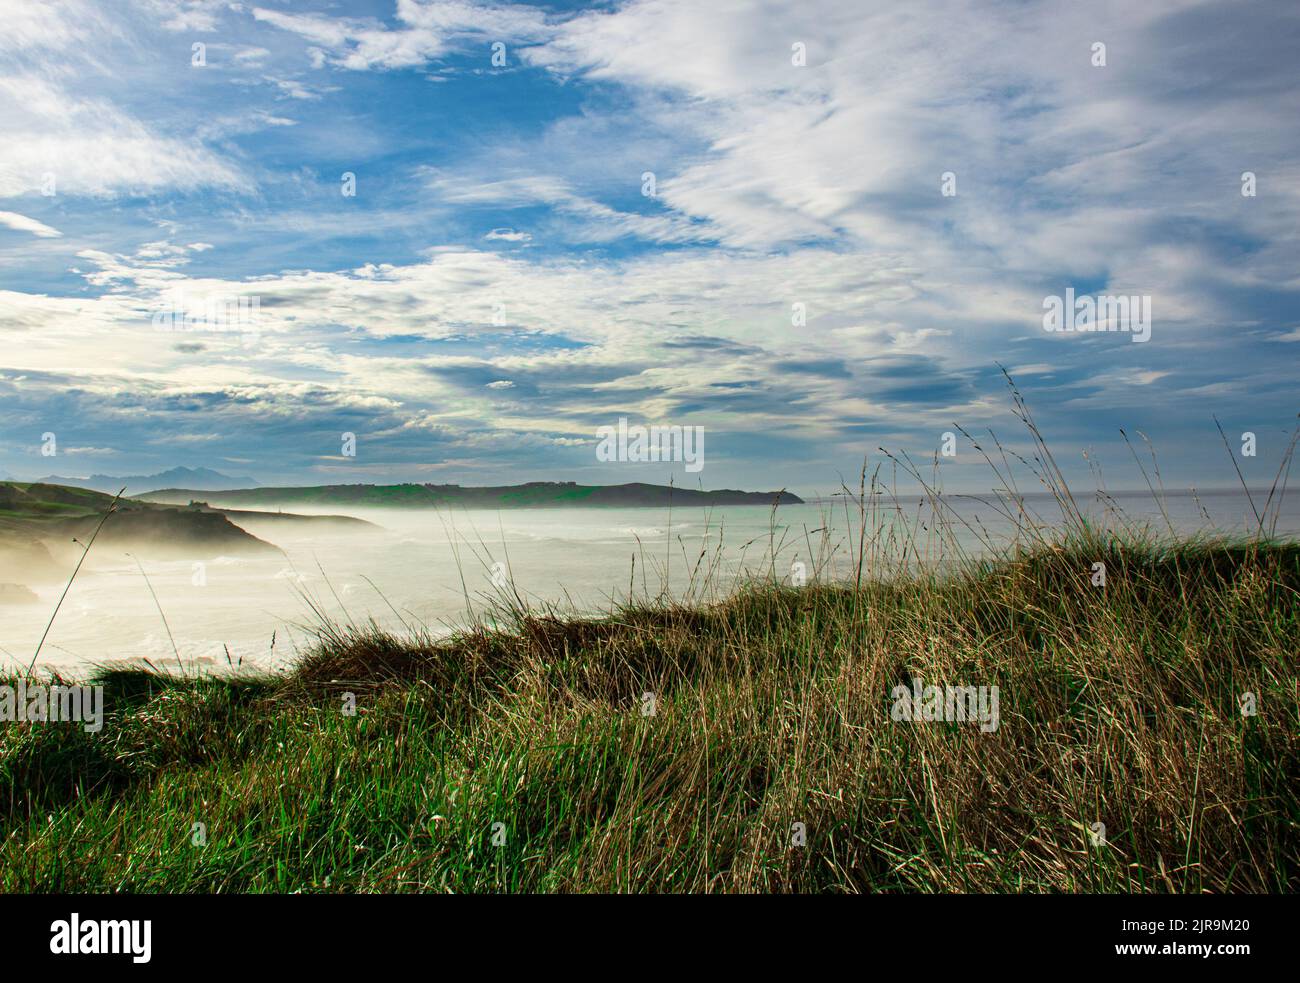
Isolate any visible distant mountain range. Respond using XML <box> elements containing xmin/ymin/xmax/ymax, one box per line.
<box><xmin>141</xmin><ymin>481</ymin><xmax>803</xmax><ymax>509</ymax></box>
<box><xmin>37</xmin><ymin>466</ymin><xmax>258</xmax><ymax>495</ymax></box>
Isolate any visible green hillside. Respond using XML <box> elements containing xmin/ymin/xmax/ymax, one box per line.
<box><xmin>0</xmin><ymin>481</ymin><xmax>278</xmax><ymax>563</ymax></box>
<box><xmin>141</xmin><ymin>481</ymin><xmax>803</xmax><ymax>509</ymax></box>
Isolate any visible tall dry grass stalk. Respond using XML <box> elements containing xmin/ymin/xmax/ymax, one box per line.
<box><xmin>1</xmin><ymin>387</ymin><xmax>1296</xmax><ymax>893</ymax></box>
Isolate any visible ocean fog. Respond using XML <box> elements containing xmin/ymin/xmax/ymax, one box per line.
<box><xmin>5</xmin><ymin>488</ymin><xmax>1296</xmax><ymax>678</ymax></box>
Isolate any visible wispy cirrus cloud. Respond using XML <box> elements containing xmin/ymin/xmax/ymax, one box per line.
<box><xmin>0</xmin><ymin>0</ymin><xmax>247</xmax><ymax>200</ymax></box>
<box><xmin>251</xmin><ymin>0</ymin><xmax>554</xmax><ymax>71</ymax></box>
<box><xmin>0</xmin><ymin>0</ymin><xmax>1296</xmax><ymax>493</ymax></box>
<box><xmin>0</xmin><ymin>211</ymin><xmax>62</xmax><ymax>238</ymax></box>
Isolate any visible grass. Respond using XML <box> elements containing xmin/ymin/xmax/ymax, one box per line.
<box><xmin>0</xmin><ymin>530</ymin><xmax>1296</xmax><ymax>893</ymax></box>
<box><xmin>1</xmin><ymin>379</ymin><xmax>1297</xmax><ymax>893</ymax></box>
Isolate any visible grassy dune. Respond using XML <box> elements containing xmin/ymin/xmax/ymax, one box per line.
<box><xmin>3</xmin><ymin>386</ymin><xmax>1297</xmax><ymax>892</ymax></box>
<box><xmin>1</xmin><ymin>532</ymin><xmax>1296</xmax><ymax>893</ymax></box>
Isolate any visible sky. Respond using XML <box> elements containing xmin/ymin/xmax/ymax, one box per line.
<box><xmin>0</xmin><ymin>0</ymin><xmax>1297</xmax><ymax>497</ymax></box>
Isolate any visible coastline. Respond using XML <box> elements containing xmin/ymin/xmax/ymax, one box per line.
<box><xmin>3</xmin><ymin>534</ymin><xmax>1296</xmax><ymax>893</ymax></box>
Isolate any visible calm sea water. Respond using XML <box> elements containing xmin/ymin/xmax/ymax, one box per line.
<box><xmin>5</xmin><ymin>488</ymin><xmax>1297</xmax><ymax>677</ymax></box>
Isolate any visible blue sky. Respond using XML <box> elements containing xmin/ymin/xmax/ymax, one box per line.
<box><xmin>1</xmin><ymin>0</ymin><xmax>1298</xmax><ymax>496</ymax></box>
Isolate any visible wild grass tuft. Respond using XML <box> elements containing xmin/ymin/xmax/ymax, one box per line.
<box><xmin>1</xmin><ymin>383</ymin><xmax>1297</xmax><ymax>893</ymax></box>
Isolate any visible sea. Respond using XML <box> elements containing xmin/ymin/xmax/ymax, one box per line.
<box><xmin>4</xmin><ymin>487</ymin><xmax>1297</xmax><ymax>677</ymax></box>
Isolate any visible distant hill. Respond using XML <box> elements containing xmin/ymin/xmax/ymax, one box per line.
<box><xmin>38</xmin><ymin>466</ymin><xmax>258</xmax><ymax>495</ymax></box>
<box><xmin>0</xmin><ymin>482</ymin><xmax>371</xmax><ymax>580</ymax></box>
<box><xmin>0</xmin><ymin>481</ymin><xmax>279</xmax><ymax>567</ymax></box>
<box><xmin>141</xmin><ymin>481</ymin><xmax>804</xmax><ymax>509</ymax></box>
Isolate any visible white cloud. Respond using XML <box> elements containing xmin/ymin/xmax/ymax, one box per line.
<box><xmin>0</xmin><ymin>71</ymin><xmax>245</xmax><ymax>200</ymax></box>
<box><xmin>426</xmin><ymin>170</ymin><xmax>712</xmax><ymax>245</ymax></box>
<box><xmin>264</xmin><ymin>75</ymin><xmax>333</xmax><ymax>100</ymax></box>
<box><xmin>0</xmin><ymin>0</ymin><xmax>258</xmax><ymax>200</ymax></box>
<box><xmin>0</xmin><ymin>0</ymin><xmax>121</xmax><ymax>53</ymax></box>
<box><xmin>0</xmin><ymin>0</ymin><xmax>1295</xmax><ymax>488</ymax></box>
<box><xmin>517</xmin><ymin>0</ymin><xmax>1296</xmax><ymax>282</ymax></box>
<box><xmin>0</xmin><ymin>211</ymin><xmax>62</xmax><ymax>238</ymax></box>
<box><xmin>484</xmin><ymin>228</ymin><xmax>532</xmax><ymax>243</ymax></box>
<box><xmin>252</xmin><ymin>0</ymin><xmax>553</xmax><ymax>71</ymax></box>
